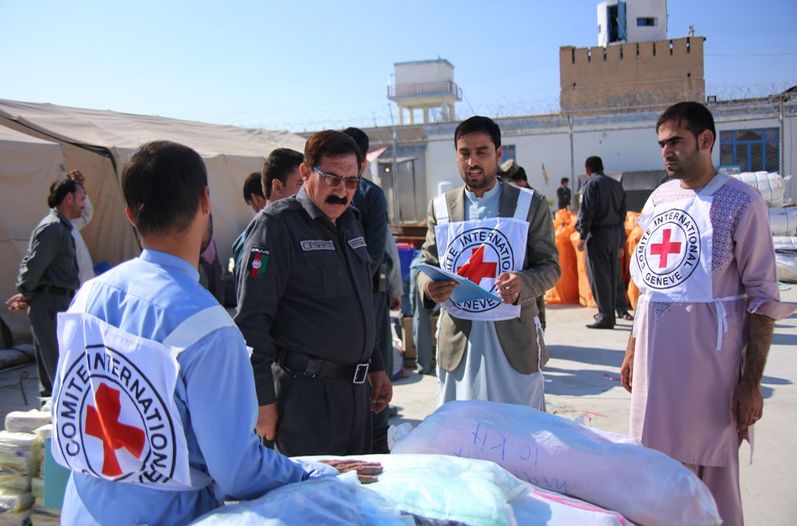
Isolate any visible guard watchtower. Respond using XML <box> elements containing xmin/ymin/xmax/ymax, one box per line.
<box><xmin>560</xmin><ymin>0</ymin><xmax>704</xmax><ymax>114</ymax></box>
<box><xmin>388</xmin><ymin>59</ymin><xmax>461</xmax><ymax>125</ymax></box>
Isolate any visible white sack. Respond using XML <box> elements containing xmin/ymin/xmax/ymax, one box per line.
<box><xmin>772</xmin><ymin>236</ymin><xmax>797</xmax><ymax>282</ymax></box>
<box><xmin>768</xmin><ymin>207</ymin><xmax>797</xmax><ymax>236</ymax></box>
<box><xmin>731</xmin><ymin>171</ymin><xmax>787</xmax><ymax>207</ymax></box>
<box><xmin>392</xmin><ymin>400</ymin><xmax>720</xmax><ymax>526</ymax></box>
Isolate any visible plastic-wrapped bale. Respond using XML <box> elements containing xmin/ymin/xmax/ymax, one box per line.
<box><xmin>29</xmin><ymin>477</ymin><xmax>60</xmax><ymax>526</ymax></box>
<box><xmin>29</xmin><ymin>507</ymin><xmax>61</xmax><ymax>526</ymax></box>
<box><xmin>191</xmin><ymin>473</ymin><xmax>412</xmax><ymax>526</ymax></box>
<box><xmin>731</xmin><ymin>171</ymin><xmax>789</xmax><ymax>207</ymax></box>
<box><xmin>4</xmin><ymin>410</ymin><xmax>51</xmax><ymax>435</ymax></box>
<box><xmin>767</xmin><ymin>208</ymin><xmax>797</xmax><ymax>236</ymax></box>
<box><xmin>772</xmin><ymin>236</ymin><xmax>797</xmax><ymax>282</ymax></box>
<box><xmin>0</xmin><ymin>488</ymin><xmax>33</xmax><ymax>525</ymax></box>
<box><xmin>392</xmin><ymin>400</ymin><xmax>721</xmax><ymax>526</ymax></box>
<box><xmin>0</xmin><ymin>433</ymin><xmax>37</xmax><ymax>476</ymax></box>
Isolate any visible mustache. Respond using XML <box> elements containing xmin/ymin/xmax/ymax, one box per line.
<box><xmin>325</xmin><ymin>195</ymin><xmax>349</xmax><ymax>205</ymax></box>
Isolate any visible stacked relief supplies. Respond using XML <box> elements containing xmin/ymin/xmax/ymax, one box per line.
<box><xmin>0</xmin><ymin>410</ymin><xmax>52</xmax><ymax>525</ymax></box>
<box><xmin>730</xmin><ymin>171</ymin><xmax>797</xmax><ymax>282</ymax></box>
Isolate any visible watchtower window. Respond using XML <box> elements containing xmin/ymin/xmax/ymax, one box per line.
<box><xmin>637</xmin><ymin>17</ymin><xmax>657</xmax><ymax>27</ymax></box>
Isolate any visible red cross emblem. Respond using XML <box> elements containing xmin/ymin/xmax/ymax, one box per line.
<box><xmin>456</xmin><ymin>245</ymin><xmax>497</xmax><ymax>285</ymax></box>
<box><xmin>85</xmin><ymin>383</ymin><xmax>145</xmax><ymax>477</ymax></box>
<box><xmin>649</xmin><ymin>228</ymin><xmax>683</xmax><ymax>269</ymax></box>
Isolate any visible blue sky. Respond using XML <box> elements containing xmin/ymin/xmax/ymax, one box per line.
<box><xmin>1</xmin><ymin>0</ymin><xmax>795</xmax><ymax>132</ymax></box>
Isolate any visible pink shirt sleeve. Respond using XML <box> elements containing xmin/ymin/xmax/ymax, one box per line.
<box><xmin>734</xmin><ymin>191</ymin><xmax>795</xmax><ymax>320</ymax></box>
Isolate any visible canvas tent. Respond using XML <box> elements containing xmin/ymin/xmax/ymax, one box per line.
<box><xmin>0</xmin><ymin>99</ymin><xmax>308</xmax><ymax>266</ymax></box>
<box><xmin>0</xmin><ymin>125</ymin><xmax>67</xmax><ymax>343</ymax></box>
<box><xmin>0</xmin><ymin>98</ymin><xmax>307</xmax><ymax>342</ymax></box>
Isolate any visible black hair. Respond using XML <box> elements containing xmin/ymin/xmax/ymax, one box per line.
<box><xmin>656</xmin><ymin>101</ymin><xmax>717</xmax><ymax>151</ymax></box>
<box><xmin>342</xmin><ymin>127</ymin><xmax>370</xmax><ymax>159</ymax></box>
<box><xmin>454</xmin><ymin>116</ymin><xmax>501</xmax><ymax>149</ymax></box>
<box><xmin>47</xmin><ymin>178</ymin><xmax>79</xmax><ymax>208</ymax></box>
<box><xmin>122</xmin><ymin>141</ymin><xmax>208</xmax><ymax>236</ymax></box>
<box><xmin>243</xmin><ymin>172</ymin><xmax>264</xmax><ymax>202</ymax></box>
<box><xmin>263</xmin><ymin>148</ymin><xmax>303</xmax><ymax>199</ymax></box>
<box><xmin>585</xmin><ymin>156</ymin><xmax>604</xmax><ymax>174</ymax></box>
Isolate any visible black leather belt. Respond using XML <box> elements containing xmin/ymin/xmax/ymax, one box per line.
<box><xmin>279</xmin><ymin>352</ymin><xmax>369</xmax><ymax>384</ymax></box>
<box><xmin>35</xmin><ymin>285</ymin><xmax>75</xmax><ymax>298</ymax></box>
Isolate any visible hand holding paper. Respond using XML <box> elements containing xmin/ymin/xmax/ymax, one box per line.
<box><xmin>418</xmin><ymin>263</ymin><xmax>502</xmax><ymax>304</ymax></box>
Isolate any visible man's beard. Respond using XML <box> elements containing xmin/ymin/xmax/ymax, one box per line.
<box><xmin>200</xmin><ymin>213</ymin><xmax>214</xmax><ymax>253</ymax></box>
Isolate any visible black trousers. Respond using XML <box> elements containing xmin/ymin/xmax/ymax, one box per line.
<box><xmin>29</xmin><ymin>293</ymin><xmax>71</xmax><ymax>397</ymax></box>
<box><xmin>585</xmin><ymin>228</ymin><xmax>623</xmax><ymax>324</ymax></box>
<box><xmin>274</xmin><ymin>367</ymin><xmax>372</xmax><ymax>457</ymax></box>
<box><xmin>370</xmin><ymin>289</ymin><xmax>392</xmax><ymax>454</ymax></box>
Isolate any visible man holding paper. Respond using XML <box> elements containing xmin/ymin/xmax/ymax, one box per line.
<box><xmin>418</xmin><ymin>116</ymin><xmax>560</xmax><ymax>409</ymax></box>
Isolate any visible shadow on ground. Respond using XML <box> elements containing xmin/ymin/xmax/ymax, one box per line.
<box><xmin>547</xmin><ymin>344</ymin><xmax>625</xmax><ymax>368</ymax></box>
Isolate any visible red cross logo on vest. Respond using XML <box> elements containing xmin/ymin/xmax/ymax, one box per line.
<box><xmin>457</xmin><ymin>245</ymin><xmax>497</xmax><ymax>285</ymax></box>
<box><xmin>85</xmin><ymin>382</ymin><xmax>146</xmax><ymax>477</ymax></box>
<box><xmin>649</xmin><ymin>228</ymin><xmax>683</xmax><ymax>269</ymax></box>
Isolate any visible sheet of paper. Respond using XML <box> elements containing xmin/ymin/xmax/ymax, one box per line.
<box><xmin>417</xmin><ymin>263</ymin><xmax>503</xmax><ymax>303</ymax></box>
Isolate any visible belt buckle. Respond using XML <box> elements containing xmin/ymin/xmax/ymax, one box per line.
<box><xmin>353</xmin><ymin>363</ymin><xmax>369</xmax><ymax>384</ymax></box>
<box><xmin>305</xmin><ymin>358</ymin><xmax>322</xmax><ymax>378</ymax></box>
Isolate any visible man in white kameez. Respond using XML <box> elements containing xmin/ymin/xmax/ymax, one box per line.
<box><xmin>418</xmin><ymin>116</ymin><xmax>560</xmax><ymax>409</ymax></box>
<box><xmin>621</xmin><ymin>102</ymin><xmax>793</xmax><ymax>525</ymax></box>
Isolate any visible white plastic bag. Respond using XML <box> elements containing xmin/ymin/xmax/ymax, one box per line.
<box><xmin>393</xmin><ymin>400</ymin><xmax>720</xmax><ymax>526</ymax></box>
<box><xmin>773</xmin><ymin>236</ymin><xmax>797</xmax><ymax>282</ymax></box>
<box><xmin>731</xmin><ymin>171</ymin><xmax>788</xmax><ymax>207</ymax></box>
<box><xmin>191</xmin><ymin>474</ymin><xmax>411</xmax><ymax>526</ymax></box>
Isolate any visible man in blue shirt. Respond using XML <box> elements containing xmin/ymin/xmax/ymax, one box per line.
<box><xmin>51</xmin><ymin>141</ymin><xmax>378</xmax><ymax>525</ymax></box>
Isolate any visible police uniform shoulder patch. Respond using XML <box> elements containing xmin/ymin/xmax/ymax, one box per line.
<box><xmin>300</xmin><ymin>240</ymin><xmax>335</xmax><ymax>251</ymax></box>
<box><xmin>347</xmin><ymin>236</ymin><xmax>367</xmax><ymax>250</ymax></box>
<box><xmin>249</xmin><ymin>247</ymin><xmax>269</xmax><ymax>278</ymax></box>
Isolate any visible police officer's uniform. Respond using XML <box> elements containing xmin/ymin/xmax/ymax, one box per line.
<box><xmin>235</xmin><ymin>187</ymin><xmax>381</xmax><ymax>456</ymax></box>
<box><xmin>16</xmin><ymin>208</ymin><xmax>79</xmax><ymax>396</ymax></box>
<box><xmin>576</xmin><ymin>172</ymin><xmax>627</xmax><ymax>326</ymax></box>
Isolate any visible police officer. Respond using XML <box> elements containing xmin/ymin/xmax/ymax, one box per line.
<box><xmin>50</xmin><ymin>141</ymin><xmax>379</xmax><ymax>525</ymax></box>
<box><xmin>576</xmin><ymin>155</ymin><xmax>627</xmax><ymax>329</ymax></box>
<box><xmin>7</xmin><ymin>177</ymin><xmax>84</xmax><ymax>396</ymax></box>
<box><xmin>344</xmin><ymin>127</ymin><xmax>395</xmax><ymax>454</ymax></box>
<box><xmin>235</xmin><ymin>130</ymin><xmax>393</xmax><ymax>456</ymax></box>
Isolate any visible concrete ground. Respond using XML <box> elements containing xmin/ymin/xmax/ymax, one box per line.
<box><xmin>2</xmin><ymin>286</ymin><xmax>795</xmax><ymax>523</ymax></box>
<box><xmin>389</xmin><ymin>284</ymin><xmax>797</xmax><ymax>525</ymax></box>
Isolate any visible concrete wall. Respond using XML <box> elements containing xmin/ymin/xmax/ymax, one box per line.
<box><xmin>417</xmin><ymin>100</ymin><xmax>797</xmax><ymax>207</ymax></box>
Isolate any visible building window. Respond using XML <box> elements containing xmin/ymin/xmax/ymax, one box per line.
<box><xmin>637</xmin><ymin>17</ymin><xmax>657</xmax><ymax>27</ymax></box>
<box><xmin>719</xmin><ymin>128</ymin><xmax>780</xmax><ymax>172</ymax></box>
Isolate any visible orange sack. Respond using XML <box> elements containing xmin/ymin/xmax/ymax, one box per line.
<box><xmin>624</xmin><ymin>212</ymin><xmax>643</xmax><ymax>310</ymax></box>
<box><xmin>570</xmin><ymin>229</ymin><xmax>597</xmax><ymax>308</ymax></box>
<box><xmin>545</xmin><ymin>209</ymin><xmax>580</xmax><ymax>304</ymax></box>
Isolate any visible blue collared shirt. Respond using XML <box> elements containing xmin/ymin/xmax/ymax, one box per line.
<box><xmin>58</xmin><ymin>249</ymin><xmax>320</xmax><ymax>526</ymax></box>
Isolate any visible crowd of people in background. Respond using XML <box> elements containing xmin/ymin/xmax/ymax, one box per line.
<box><xmin>3</xmin><ymin>103</ymin><xmax>789</xmax><ymax>525</ymax></box>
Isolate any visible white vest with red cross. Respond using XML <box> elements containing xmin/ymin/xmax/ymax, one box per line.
<box><xmin>433</xmin><ymin>188</ymin><xmax>532</xmax><ymax>322</ymax></box>
<box><xmin>630</xmin><ymin>173</ymin><xmax>742</xmax><ymax>350</ymax></box>
<box><xmin>51</xmin><ymin>284</ymin><xmax>236</xmax><ymax>490</ymax></box>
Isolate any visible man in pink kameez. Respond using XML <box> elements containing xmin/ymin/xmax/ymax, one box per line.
<box><xmin>621</xmin><ymin>102</ymin><xmax>793</xmax><ymax>526</ymax></box>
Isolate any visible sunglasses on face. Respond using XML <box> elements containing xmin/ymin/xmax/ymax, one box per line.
<box><xmin>313</xmin><ymin>167</ymin><xmax>361</xmax><ymax>190</ymax></box>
